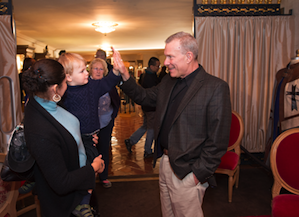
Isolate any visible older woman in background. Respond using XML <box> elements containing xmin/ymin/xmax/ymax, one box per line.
<box><xmin>89</xmin><ymin>58</ymin><xmax>120</xmax><ymax>188</ymax></box>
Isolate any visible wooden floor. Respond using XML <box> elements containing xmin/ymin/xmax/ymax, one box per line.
<box><xmin>19</xmin><ymin>104</ymin><xmax>274</xmax><ymax>217</ymax></box>
<box><xmin>108</xmin><ymin>104</ymin><xmax>160</xmax><ymax>178</ymax></box>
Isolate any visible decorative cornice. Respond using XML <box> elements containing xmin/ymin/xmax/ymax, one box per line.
<box><xmin>0</xmin><ymin>4</ymin><xmax>8</xmax><ymax>15</ymax></box>
<box><xmin>194</xmin><ymin>4</ymin><xmax>283</xmax><ymax>16</ymax></box>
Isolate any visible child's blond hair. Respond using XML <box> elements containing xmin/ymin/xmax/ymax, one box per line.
<box><xmin>58</xmin><ymin>53</ymin><xmax>86</xmax><ymax>75</ymax></box>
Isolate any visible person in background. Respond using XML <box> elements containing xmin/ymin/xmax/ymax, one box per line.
<box><xmin>22</xmin><ymin>59</ymin><xmax>105</xmax><ymax>216</ymax></box>
<box><xmin>89</xmin><ymin>58</ymin><xmax>120</xmax><ymax>188</ymax></box>
<box><xmin>159</xmin><ymin>65</ymin><xmax>168</xmax><ymax>80</ymax></box>
<box><xmin>19</xmin><ymin>57</ymin><xmax>35</xmax><ymax>104</ymax></box>
<box><xmin>124</xmin><ymin>57</ymin><xmax>161</xmax><ymax>158</ymax></box>
<box><xmin>95</xmin><ymin>49</ymin><xmax>113</xmax><ymax>72</ymax></box>
<box><xmin>116</xmin><ymin>32</ymin><xmax>231</xmax><ymax>217</ymax></box>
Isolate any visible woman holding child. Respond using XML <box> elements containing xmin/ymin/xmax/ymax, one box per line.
<box><xmin>23</xmin><ymin>49</ymin><xmax>125</xmax><ymax>216</ymax></box>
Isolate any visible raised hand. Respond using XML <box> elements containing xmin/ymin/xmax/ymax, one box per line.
<box><xmin>112</xmin><ymin>47</ymin><xmax>130</xmax><ymax>81</ymax></box>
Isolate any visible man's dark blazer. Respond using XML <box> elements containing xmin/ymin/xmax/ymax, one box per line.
<box><xmin>120</xmin><ymin>65</ymin><xmax>231</xmax><ymax>185</ymax></box>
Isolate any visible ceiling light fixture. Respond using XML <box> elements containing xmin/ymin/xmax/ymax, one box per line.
<box><xmin>92</xmin><ymin>22</ymin><xmax>118</xmax><ymax>35</ymax></box>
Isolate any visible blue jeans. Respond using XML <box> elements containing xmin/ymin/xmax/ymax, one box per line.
<box><xmin>130</xmin><ymin>111</ymin><xmax>155</xmax><ymax>154</ymax></box>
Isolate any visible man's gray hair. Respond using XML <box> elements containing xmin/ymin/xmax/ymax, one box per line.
<box><xmin>165</xmin><ymin>32</ymin><xmax>198</xmax><ymax>59</ymax></box>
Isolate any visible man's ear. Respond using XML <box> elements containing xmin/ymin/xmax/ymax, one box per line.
<box><xmin>66</xmin><ymin>74</ymin><xmax>72</xmax><ymax>82</ymax></box>
<box><xmin>186</xmin><ymin>52</ymin><xmax>193</xmax><ymax>63</ymax></box>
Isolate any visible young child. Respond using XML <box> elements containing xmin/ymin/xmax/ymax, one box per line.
<box><xmin>58</xmin><ymin>52</ymin><xmax>121</xmax><ymax>141</ymax></box>
<box><xmin>58</xmin><ymin>50</ymin><xmax>123</xmax><ymax>216</ymax></box>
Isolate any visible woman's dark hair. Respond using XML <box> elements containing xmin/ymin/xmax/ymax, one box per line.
<box><xmin>22</xmin><ymin>59</ymin><xmax>65</xmax><ymax>97</ymax></box>
<box><xmin>22</xmin><ymin>58</ymin><xmax>36</xmax><ymax>72</ymax></box>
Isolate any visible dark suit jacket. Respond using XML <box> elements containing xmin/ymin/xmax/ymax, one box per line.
<box><xmin>24</xmin><ymin>97</ymin><xmax>96</xmax><ymax>216</ymax></box>
<box><xmin>121</xmin><ymin>65</ymin><xmax>231</xmax><ymax>185</ymax></box>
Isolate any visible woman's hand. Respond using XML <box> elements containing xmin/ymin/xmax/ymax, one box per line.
<box><xmin>92</xmin><ymin>134</ymin><xmax>98</xmax><ymax>147</ymax></box>
<box><xmin>112</xmin><ymin>47</ymin><xmax>130</xmax><ymax>81</ymax></box>
<box><xmin>91</xmin><ymin>154</ymin><xmax>105</xmax><ymax>174</ymax></box>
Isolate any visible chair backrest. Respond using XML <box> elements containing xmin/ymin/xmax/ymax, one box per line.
<box><xmin>227</xmin><ymin>111</ymin><xmax>244</xmax><ymax>154</ymax></box>
<box><xmin>0</xmin><ymin>153</ymin><xmax>19</xmax><ymax>217</ymax></box>
<box><xmin>270</xmin><ymin>128</ymin><xmax>299</xmax><ymax>198</ymax></box>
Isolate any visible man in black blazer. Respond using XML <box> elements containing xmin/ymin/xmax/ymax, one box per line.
<box><xmin>116</xmin><ymin>32</ymin><xmax>231</xmax><ymax>217</ymax></box>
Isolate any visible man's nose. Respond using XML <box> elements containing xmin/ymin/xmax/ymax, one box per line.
<box><xmin>164</xmin><ymin>59</ymin><xmax>169</xmax><ymax>66</ymax></box>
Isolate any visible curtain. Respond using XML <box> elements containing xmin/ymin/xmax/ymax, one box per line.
<box><xmin>195</xmin><ymin>16</ymin><xmax>294</xmax><ymax>152</ymax></box>
<box><xmin>0</xmin><ymin>15</ymin><xmax>22</xmax><ymax>153</ymax></box>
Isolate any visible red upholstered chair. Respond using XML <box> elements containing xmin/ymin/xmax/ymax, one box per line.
<box><xmin>215</xmin><ymin>110</ymin><xmax>244</xmax><ymax>202</ymax></box>
<box><xmin>270</xmin><ymin>128</ymin><xmax>299</xmax><ymax>217</ymax></box>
